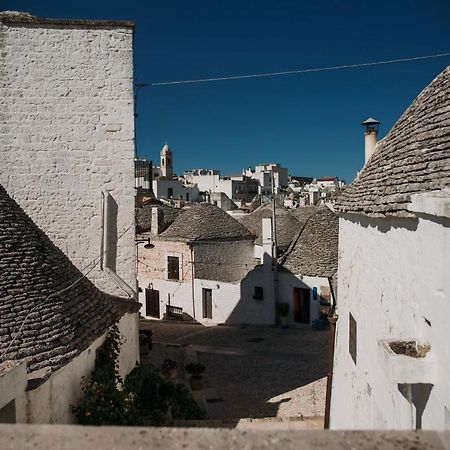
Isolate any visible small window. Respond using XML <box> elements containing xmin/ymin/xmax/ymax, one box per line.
<box><xmin>168</xmin><ymin>187</ymin><xmax>173</xmax><ymax>198</ymax></box>
<box><xmin>349</xmin><ymin>313</ymin><xmax>357</xmax><ymax>364</ymax></box>
<box><xmin>253</xmin><ymin>286</ymin><xmax>264</xmax><ymax>300</ymax></box>
<box><xmin>167</xmin><ymin>256</ymin><xmax>179</xmax><ymax>280</ymax></box>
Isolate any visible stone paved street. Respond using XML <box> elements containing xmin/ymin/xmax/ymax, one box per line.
<box><xmin>140</xmin><ymin>319</ymin><xmax>328</xmax><ymax>423</ymax></box>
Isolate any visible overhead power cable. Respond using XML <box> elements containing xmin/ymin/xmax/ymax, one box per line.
<box><xmin>135</xmin><ymin>52</ymin><xmax>450</xmax><ymax>87</ymax></box>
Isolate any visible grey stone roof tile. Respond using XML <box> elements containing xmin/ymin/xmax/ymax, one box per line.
<box><xmin>237</xmin><ymin>205</ymin><xmax>317</xmax><ymax>251</ymax></box>
<box><xmin>0</xmin><ymin>184</ymin><xmax>138</xmax><ymax>375</ymax></box>
<box><xmin>281</xmin><ymin>206</ymin><xmax>338</xmax><ymax>278</ymax></box>
<box><xmin>335</xmin><ymin>66</ymin><xmax>450</xmax><ymax>217</ymax></box>
<box><xmin>136</xmin><ymin>202</ymin><xmax>181</xmax><ymax>234</ymax></box>
<box><xmin>160</xmin><ymin>203</ymin><xmax>254</xmax><ymax>241</ymax></box>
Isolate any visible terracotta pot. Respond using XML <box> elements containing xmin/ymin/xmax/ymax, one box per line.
<box><xmin>189</xmin><ymin>375</ymin><xmax>204</xmax><ymax>390</ymax></box>
<box><xmin>163</xmin><ymin>368</ymin><xmax>178</xmax><ymax>381</ymax></box>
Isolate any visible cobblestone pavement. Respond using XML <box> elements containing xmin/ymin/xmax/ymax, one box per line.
<box><xmin>140</xmin><ymin>319</ymin><xmax>328</xmax><ymax>423</ymax></box>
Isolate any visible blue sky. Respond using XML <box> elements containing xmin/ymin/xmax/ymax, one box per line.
<box><xmin>3</xmin><ymin>0</ymin><xmax>450</xmax><ymax>182</ymax></box>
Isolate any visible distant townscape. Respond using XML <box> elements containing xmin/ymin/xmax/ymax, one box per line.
<box><xmin>135</xmin><ymin>145</ymin><xmax>345</xmax><ymax>209</ymax></box>
<box><xmin>0</xmin><ymin>9</ymin><xmax>449</xmax><ymax>448</ymax></box>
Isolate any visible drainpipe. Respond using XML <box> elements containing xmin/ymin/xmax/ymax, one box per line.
<box><xmin>324</xmin><ymin>315</ymin><xmax>337</xmax><ymax>429</ymax></box>
<box><xmin>190</xmin><ymin>243</ymin><xmax>196</xmax><ymax>319</ymax></box>
<box><xmin>324</xmin><ymin>275</ymin><xmax>338</xmax><ymax>429</ymax></box>
<box><xmin>271</xmin><ymin>171</ymin><xmax>279</xmax><ymax>326</ymax></box>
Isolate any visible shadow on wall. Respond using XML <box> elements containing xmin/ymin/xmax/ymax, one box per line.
<box><xmin>224</xmin><ymin>266</ymin><xmax>321</xmax><ymax>326</ymax></box>
<box><xmin>348</xmin><ymin>214</ymin><xmax>419</xmax><ymax>233</ymax></box>
<box><xmin>224</xmin><ymin>266</ymin><xmax>275</xmax><ymax>325</ymax></box>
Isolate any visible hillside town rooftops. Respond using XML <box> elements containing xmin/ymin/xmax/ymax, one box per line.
<box><xmin>0</xmin><ymin>11</ymin><xmax>134</xmax><ymax>27</ymax></box>
<box><xmin>281</xmin><ymin>205</ymin><xmax>338</xmax><ymax>278</ymax></box>
<box><xmin>160</xmin><ymin>203</ymin><xmax>254</xmax><ymax>242</ymax></box>
<box><xmin>0</xmin><ymin>184</ymin><xmax>139</xmax><ymax>376</ymax></box>
<box><xmin>336</xmin><ymin>66</ymin><xmax>450</xmax><ymax>218</ymax></box>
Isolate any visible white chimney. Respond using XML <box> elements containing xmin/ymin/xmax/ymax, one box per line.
<box><xmin>151</xmin><ymin>206</ymin><xmax>161</xmax><ymax>235</ymax></box>
<box><xmin>262</xmin><ymin>217</ymin><xmax>274</xmax><ymax>272</ymax></box>
<box><xmin>362</xmin><ymin>117</ymin><xmax>380</xmax><ymax>164</ymax></box>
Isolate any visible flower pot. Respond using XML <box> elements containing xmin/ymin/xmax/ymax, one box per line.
<box><xmin>280</xmin><ymin>315</ymin><xmax>288</xmax><ymax>329</ymax></box>
<box><xmin>163</xmin><ymin>367</ymin><xmax>178</xmax><ymax>381</ymax></box>
<box><xmin>189</xmin><ymin>375</ymin><xmax>204</xmax><ymax>391</ymax></box>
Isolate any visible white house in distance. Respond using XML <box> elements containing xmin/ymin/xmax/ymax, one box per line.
<box><xmin>329</xmin><ymin>66</ymin><xmax>450</xmax><ymax>430</ymax></box>
<box><xmin>184</xmin><ymin>169</ymin><xmax>259</xmax><ymax>204</ymax></box>
<box><xmin>244</xmin><ymin>163</ymin><xmax>289</xmax><ymax>195</ymax></box>
<box><xmin>137</xmin><ymin>201</ymin><xmax>338</xmax><ymax>327</ymax></box>
<box><xmin>137</xmin><ymin>203</ymin><xmax>264</xmax><ymax>324</ymax></box>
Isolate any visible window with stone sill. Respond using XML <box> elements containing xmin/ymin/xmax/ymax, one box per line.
<box><xmin>253</xmin><ymin>286</ymin><xmax>264</xmax><ymax>300</ymax></box>
<box><xmin>167</xmin><ymin>256</ymin><xmax>180</xmax><ymax>281</ymax></box>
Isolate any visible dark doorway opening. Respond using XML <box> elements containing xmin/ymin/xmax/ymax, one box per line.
<box><xmin>293</xmin><ymin>287</ymin><xmax>310</xmax><ymax>323</ymax></box>
<box><xmin>145</xmin><ymin>288</ymin><xmax>160</xmax><ymax>318</ymax></box>
<box><xmin>202</xmin><ymin>288</ymin><xmax>213</xmax><ymax>319</ymax></box>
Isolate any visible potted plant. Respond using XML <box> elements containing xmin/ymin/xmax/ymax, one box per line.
<box><xmin>185</xmin><ymin>363</ymin><xmax>206</xmax><ymax>390</ymax></box>
<box><xmin>278</xmin><ymin>302</ymin><xmax>289</xmax><ymax>328</ymax></box>
<box><xmin>161</xmin><ymin>359</ymin><xmax>178</xmax><ymax>381</ymax></box>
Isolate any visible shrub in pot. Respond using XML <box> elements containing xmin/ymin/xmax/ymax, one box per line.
<box><xmin>278</xmin><ymin>302</ymin><xmax>289</xmax><ymax>328</ymax></box>
<box><xmin>161</xmin><ymin>359</ymin><xmax>178</xmax><ymax>381</ymax></box>
<box><xmin>185</xmin><ymin>363</ymin><xmax>206</xmax><ymax>390</ymax></box>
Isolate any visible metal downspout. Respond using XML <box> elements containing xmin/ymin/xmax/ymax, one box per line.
<box><xmin>271</xmin><ymin>172</ymin><xmax>279</xmax><ymax>326</ymax></box>
<box><xmin>190</xmin><ymin>243</ymin><xmax>196</xmax><ymax>319</ymax></box>
<box><xmin>324</xmin><ymin>315</ymin><xmax>337</xmax><ymax>429</ymax></box>
<box><xmin>324</xmin><ymin>275</ymin><xmax>338</xmax><ymax>429</ymax></box>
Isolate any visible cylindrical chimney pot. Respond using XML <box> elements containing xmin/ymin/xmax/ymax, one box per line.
<box><xmin>361</xmin><ymin>118</ymin><xmax>380</xmax><ymax>164</ymax></box>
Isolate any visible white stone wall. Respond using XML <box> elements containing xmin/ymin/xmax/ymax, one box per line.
<box><xmin>138</xmin><ymin>275</ymin><xmax>276</xmax><ymax>325</ymax></box>
<box><xmin>152</xmin><ymin>179</ymin><xmax>200</xmax><ymax>202</ymax></box>
<box><xmin>10</xmin><ymin>314</ymin><xmax>138</xmax><ymax>424</ymax></box>
<box><xmin>193</xmin><ymin>240</ymin><xmax>255</xmax><ymax>283</ymax></box>
<box><xmin>0</xmin><ymin>20</ymin><xmax>136</xmax><ymax>294</ymax></box>
<box><xmin>137</xmin><ymin>238</ymin><xmax>276</xmax><ymax>324</ymax></box>
<box><xmin>278</xmin><ymin>273</ymin><xmax>328</xmax><ymax>326</ymax></box>
<box><xmin>330</xmin><ymin>214</ymin><xmax>450</xmax><ymax>430</ymax></box>
<box><xmin>189</xmin><ymin>173</ymin><xmax>221</xmax><ymax>193</ymax></box>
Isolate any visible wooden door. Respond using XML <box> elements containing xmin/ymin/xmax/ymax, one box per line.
<box><xmin>293</xmin><ymin>288</ymin><xmax>310</xmax><ymax>323</ymax></box>
<box><xmin>202</xmin><ymin>288</ymin><xmax>212</xmax><ymax>319</ymax></box>
<box><xmin>145</xmin><ymin>288</ymin><xmax>160</xmax><ymax>318</ymax></box>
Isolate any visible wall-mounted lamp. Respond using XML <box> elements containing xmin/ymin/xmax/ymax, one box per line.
<box><xmin>135</xmin><ymin>238</ymin><xmax>155</xmax><ymax>249</ymax></box>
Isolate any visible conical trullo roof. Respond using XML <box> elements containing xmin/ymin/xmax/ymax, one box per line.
<box><xmin>160</xmin><ymin>203</ymin><xmax>254</xmax><ymax>241</ymax></box>
<box><xmin>236</xmin><ymin>203</ymin><xmax>305</xmax><ymax>251</ymax></box>
<box><xmin>0</xmin><ymin>184</ymin><xmax>138</xmax><ymax>375</ymax></box>
<box><xmin>337</xmin><ymin>66</ymin><xmax>450</xmax><ymax>217</ymax></box>
<box><xmin>281</xmin><ymin>205</ymin><xmax>338</xmax><ymax>277</ymax></box>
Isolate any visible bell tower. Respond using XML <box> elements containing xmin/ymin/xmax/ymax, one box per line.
<box><xmin>160</xmin><ymin>142</ymin><xmax>173</xmax><ymax>179</ymax></box>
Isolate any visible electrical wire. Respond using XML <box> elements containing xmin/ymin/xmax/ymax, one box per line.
<box><xmin>135</xmin><ymin>52</ymin><xmax>450</xmax><ymax>87</ymax></box>
<box><xmin>0</xmin><ymin>222</ymin><xmax>135</xmax><ymax>362</ymax></box>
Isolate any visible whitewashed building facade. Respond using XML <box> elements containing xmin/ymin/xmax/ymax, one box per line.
<box><xmin>330</xmin><ymin>66</ymin><xmax>450</xmax><ymax>430</ymax></box>
<box><xmin>0</xmin><ymin>12</ymin><xmax>141</xmax><ymax>423</ymax></box>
